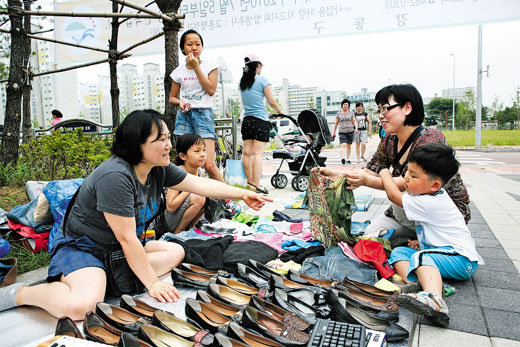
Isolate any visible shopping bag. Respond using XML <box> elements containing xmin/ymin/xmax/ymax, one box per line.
<box><xmin>224</xmin><ymin>159</ymin><xmax>247</xmax><ymax>187</ymax></box>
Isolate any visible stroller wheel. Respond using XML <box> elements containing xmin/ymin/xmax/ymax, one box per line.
<box><xmin>271</xmin><ymin>174</ymin><xmax>287</xmax><ymax>189</ymax></box>
<box><xmin>292</xmin><ymin>175</ymin><xmax>309</xmax><ymax>192</ymax></box>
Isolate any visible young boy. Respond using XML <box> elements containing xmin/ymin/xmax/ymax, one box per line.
<box><xmin>379</xmin><ymin>143</ymin><xmax>483</xmax><ymax>328</ymax></box>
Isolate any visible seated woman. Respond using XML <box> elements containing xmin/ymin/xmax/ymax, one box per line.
<box><xmin>0</xmin><ymin>109</ymin><xmax>270</xmax><ymax>320</ymax></box>
<box><xmin>164</xmin><ymin>133</ymin><xmax>207</xmax><ymax>234</ymax></box>
<box><xmin>321</xmin><ymin>84</ymin><xmax>470</xmax><ymax>246</ymax></box>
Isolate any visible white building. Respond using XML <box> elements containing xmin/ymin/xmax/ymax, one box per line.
<box><xmin>442</xmin><ymin>87</ymin><xmax>475</xmax><ymax>101</ymax></box>
<box><xmin>119</xmin><ymin>64</ymin><xmax>138</xmax><ymax>114</ymax></box>
<box><xmin>315</xmin><ymin>90</ymin><xmax>347</xmax><ymax>120</ymax></box>
<box><xmin>78</xmin><ymin>82</ymin><xmax>102</xmax><ymax>123</ymax></box>
<box><xmin>29</xmin><ymin>40</ymin><xmax>80</xmax><ymax>128</ymax></box>
<box><xmin>273</xmin><ymin>79</ymin><xmax>318</xmax><ymax>117</ymax></box>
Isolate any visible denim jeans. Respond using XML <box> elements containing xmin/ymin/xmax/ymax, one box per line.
<box><xmin>174</xmin><ymin>107</ymin><xmax>216</xmax><ymax>139</ymax></box>
<box><xmin>299</xmin><ymin>246</ymin><xmax>379</xmax><ymax>285</ymax></box>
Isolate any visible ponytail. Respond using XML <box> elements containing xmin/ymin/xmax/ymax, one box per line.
<box><xmin>239</xmin><ymin>61</ymin><xmax>260</xmax><ymax>91</ymax></box>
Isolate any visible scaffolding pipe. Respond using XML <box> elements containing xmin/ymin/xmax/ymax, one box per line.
<box><xmin>0</xmin><ymin>9</ymin><xmax>184</xmax><ymax>19</ymax></box>
<box><xmin>0</xmin><ymin>27</ymin><xmax>110</xmax><ymax>53</ymax></box>
<box><xmin>112</xmin><ymin>0</ymin><xmax>177</xmax><ymax>22</ymax></box>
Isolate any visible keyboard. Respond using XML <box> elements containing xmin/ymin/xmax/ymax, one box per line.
<box><xmin>307</xmin><ymin>318</ymin><xmax>366</xmax><ymax>347</ymax></box>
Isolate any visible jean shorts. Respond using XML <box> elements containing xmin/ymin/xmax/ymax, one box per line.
<box><xmin>174</xmin><ymin>107</ymin><xmax>216</xmax><ymax>139</ymax></box>
<box><xmin>354</xmin><ymin>130</ymin><xmax>368</xmax><ymax>143</ymax></box>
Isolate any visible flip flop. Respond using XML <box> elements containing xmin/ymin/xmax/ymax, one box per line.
<box><xmin>397</xmin><ymin>291</ymin><xmax>449</xmax><ymax>328</ymax></box>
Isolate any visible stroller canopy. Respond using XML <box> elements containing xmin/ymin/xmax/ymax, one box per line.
<box><xmin>297</xmin><ymin>109</ymin><xmax>332</xmax><ymax>145</ymax></box>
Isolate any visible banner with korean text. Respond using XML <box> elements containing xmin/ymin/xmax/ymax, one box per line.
<box><xmin>54</xmin><ymin>0</ymin><xmax>520</xmax><ymax>64</ymax></box>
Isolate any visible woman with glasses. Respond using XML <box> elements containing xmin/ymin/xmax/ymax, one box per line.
<box><xmin>321</xmin><ymin>84</ymin><xmax>470</xmax><ymax>246</ymax></box>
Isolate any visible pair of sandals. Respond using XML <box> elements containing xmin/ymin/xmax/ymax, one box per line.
<box><xmin>397</xmin><ymin>290</ymin><xmax>450</xmax><ymax>328</ymax></box>
<box><xmin>247</xmin><ymin>182</ymin><xmax>268</xmax><ymax>194</ymax></box>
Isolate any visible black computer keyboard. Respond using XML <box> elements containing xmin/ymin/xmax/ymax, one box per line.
<box><xmin>307</xmin><ymin>318</ymin><xmax>366</xmax><ymax>347</ymax></box>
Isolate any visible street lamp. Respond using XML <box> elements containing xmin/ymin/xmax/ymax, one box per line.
<box><xmin>451</xmin><ymin>53</ymin><xmax>456</xmax><ymax>131</ymax></box>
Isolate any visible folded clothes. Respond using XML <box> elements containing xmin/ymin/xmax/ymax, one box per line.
<box><xmin>266</xmin><ymin>259</ymin><xmax>301</xmax><ymax>275</ymax></box>
<box><xmin>281</xmin><ymin>239</ymin><xmax>322</xmax><ymax>251</ymax></box>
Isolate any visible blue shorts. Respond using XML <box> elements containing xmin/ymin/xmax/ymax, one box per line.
<box><xmin>389</xmin><ymin>246</ymin><xmax>478</xmax><ymax>282</ymax></box>
<box><xmin>47</xmin><ymin>232</ymin><xmax>105</xmax><ymax>282</ymax></box>
<box><xmin>174</xmin><ymin>107</ymin><xmax>216</xmax><ymax>139</ymax></box>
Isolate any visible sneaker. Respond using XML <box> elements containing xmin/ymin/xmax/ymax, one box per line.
<box><xmin>341</xmin><ymin>159</ymin><xmax>346</xmax><ymax>165</ymax></box>
<box><xmin>225</xmin><ymin>200</ymin><xmax>242</xmax><ymax>216</ymax></box>
<box><xmin>346</xmin><ymin>160</ymin><xmax>351</xmax><ymax>164</ymax></box>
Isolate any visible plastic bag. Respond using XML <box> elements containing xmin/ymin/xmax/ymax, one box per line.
<box><xmin>224</xmin><ymin>159</ymin><xmax>247</xmax><ymax>187</ymax></box>
<box><xmin>42</xmin><ymin>178</ymin><xmax>84</xmax><ymax>249</ymax></box>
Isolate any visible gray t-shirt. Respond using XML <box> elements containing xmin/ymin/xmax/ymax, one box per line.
<box><xmin>336</xmin><ymin>111</ymin><xmax>355</xmax><ymax>133</ymax></box>
<box><xmin>63</xmin><ymin>156</ymin><xmax>186</xmax><ymax>248</ymax></box>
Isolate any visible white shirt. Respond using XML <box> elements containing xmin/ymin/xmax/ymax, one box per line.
<box><xmin>170</xmin><ymin>59</ymin><xmax>218</xmax><ymax>108</ymax></box>
<box><xmin>402</xmin><ymin>189</ymin><xmax>484</xmax><ymax>264</ymax></box>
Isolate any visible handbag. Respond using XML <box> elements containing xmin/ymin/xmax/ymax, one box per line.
<box><xmin>62</xmin><ymin>186</ymin><xmax>164</xmax><ymax>296</ymax></box>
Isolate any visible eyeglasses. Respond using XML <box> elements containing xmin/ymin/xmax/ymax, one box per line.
<box><xmin>379</xmin><ymin>103</ymin><xmax>403</xmax><ymax>115</ymax></box>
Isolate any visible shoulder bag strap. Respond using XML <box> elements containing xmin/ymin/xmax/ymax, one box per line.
<box><xmin>393</xmin><ymin>126</ymin><xmax>424</xmax><ymax>166</ymax></box>
<box><xmin>61</xmin><ymin>186</ymin><xmax>81</xmax><ymax>239</ymax></box>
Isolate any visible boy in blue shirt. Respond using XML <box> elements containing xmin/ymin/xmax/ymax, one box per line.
<box><xmin>379</xmin><ymin>143</ymin><xmax>483</xmax><ymax>328</ymax></box>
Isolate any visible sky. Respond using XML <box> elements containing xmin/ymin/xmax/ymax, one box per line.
<box><xmin>75</xmin><ymin>18</ymin><xmax>520</xmax><ymax>108</ymax></box>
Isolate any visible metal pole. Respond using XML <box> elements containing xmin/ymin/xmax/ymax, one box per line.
<box><xmin>476</xmin><ymin>25</ymin><xmax>483</xmax><ymax>148</ymax></box>
<box><xmin>232</xmin><ymin>114</ymin><xmax>237</xmax><ymax>160</ymax></box>
<box><xmin>451</xmin><ymin>53</ymin><xmax>456</xmax><ymax>131</ymax></box>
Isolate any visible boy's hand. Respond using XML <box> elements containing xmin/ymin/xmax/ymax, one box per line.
<box><xmin>407</xmin><ymin>239</ymin><xmax>420</xmax><ymax>250</ymax></box>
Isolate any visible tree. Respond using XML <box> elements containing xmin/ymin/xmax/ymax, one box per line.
<box><xmin>425</xmin><ymin>97</ymin><xmax>454</xmax><ymax>128</ymax></box>
<box><xmin>495</xmin><ymin>107</ymin><xmax>518</xmax><ymax>129</ymax></box>
<box><xmin>154</xmin><ymin>0</ymin><xmax>182</xmax><ymax>141</ymax></box>
<box><xmin>109</xmin><ymin>1</ymin><xmax>121</xmax><ymax>128</ymax></box>
<box><xmin>457</xmin><ymin>89</ymin><xmax>476</xmax><ymax>130</ymax></box>
<box><xmin>1</xmin><ymin>0</ymin><xmax>25</xmax><ymax>165</ymax></box>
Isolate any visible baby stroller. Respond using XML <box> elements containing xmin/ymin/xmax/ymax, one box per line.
<box><xmin>270</xmin><ymin>109</ymin><xmax>332</xmax><ymax>191</ymax></box>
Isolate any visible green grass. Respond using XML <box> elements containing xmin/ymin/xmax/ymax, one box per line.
<box><xmin>6</xmin><ymin>242</ymin><xmax>50</xmax><ymax>275</ymax></box>
<box><xmin>442</xmin><ymin>129</ymin><xmax>520</xmax><ymax>147</ymax></box>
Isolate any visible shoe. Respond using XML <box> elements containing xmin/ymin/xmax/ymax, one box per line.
<box><xmin>332</xmin><ymin>288</ymin><xmax>399</xmax><ymax>323</ymax></box>
<box><xmin>214</xmin><ymin>332</ymin><xmax>249</xmax><ymax>347</ymax></box>
<box><xmin>0</xmin><ymin>258</ymin><xmax>17</xmax><ymax>288</ymax></box>
<box><xmin>217</xmin><ymin>276</ymin><xmax>264</xmax><ymax>296</ymax></box>
<box><xmin>242</xmin><ymin>306</ymin><xmax>310</xmax><ymax>346</ymax></box>
<box><xmin>84</xmin><ymin>311</ymin><xmax>123</xmax><ymax>345</ymax></box>
<box><xmin>120</xmin><ymin>295</ymin><xmax>158</xmax><ymax>319</ymax></box>
<box><xmin>341</xmin><ymin>276</ymin><xmax>396</xmax><ymax>297</ymax></box>
<box><xmin>341</xmin><ymin>159</ymin><xmax>346</xmax><ymax>165</ymax></box>
<box><xmin>152</xmin><ymin>310</ymin><xmax>216</xmax><ymax>345</ymax></box>
<box><xmin>96</xmin><ymin>302</ymin><xmax>151</xmax><ymax>335</ymax></box>
<box><xmin>225</xmin><ymin>199</ymin><xmax>242</xmax><ymax>215</ymax></box>
<box><xmin>248</xmin><ymin>183</ymin><xmax>269</xmax><ymax>194</ymax></box>
<box><xmin>185</xmin><ymin>298</ymin><xmax>231</xmax><ymax>333</ymax></box>
<box><xmin>226</xmin><ymin>321</ymin><xmax>283</xmax><ymax>347</ymax></box>
<box><xmin>180</xmin><ymin>263</ymin><xmax>230</xmax><ymax>278</ymax></box>
<box><xmin>236</xmin><ymin>263</ymin><xmax>270</xmax><ymax>289</ymax></box>
<box><xmin>118</xmin><ymin>332</ymin><xmax>152</xmax><ymax>347</ymax></box>
<box><xmin>326</xmin><ymin>290</ymin><xmax>409</xmax><ymax>342</ymax></box>
<box><xmin>287</xmin><ymin>270</ymin><xmax>334</xmax><ymax>288</ymax></box>
<box><xmin>55</xmin><ymin>316</ymin><xmax>84</xmax><ymax>339</ymax></box>
<box><xmin>397</xmin><ymin>291</ymin><xmax>450</xmax><ymax>328</ymax></box>
<box><xmin>249</xmin><ymin>295</ymin><xmax>311</xmax><ymax>332</ymax></box>
<box><xmin>269</xmin><ymin>274</ymin><xmax>306</xmax><ymax>291</ymax></box>
<box><xmin>171</xmin><ymin>267</ymin><xmax>214</xmax><ymax>289</ymax></box>
<box><xmin>361</xmin><ymin>156</ymin><xmax>367</xmax><ymax>162</ymax></box>
<box><xmin>346</xmin><ymin>160</ymin><xmax>351</xmax><ymax>164</ymax></box>
<box><xmin>399</xmin><ymin>281</ymin><xmax>422</xmax><ymax>294</ymax></box>
<box><xmin>273</xmin><ymin>289</ymin><xmax>323</xmax><ymax>325</ymax></box>
<box><xmin>138</xmin><ymin>324</ymin><xmax>195</xmax><ymax>347</ymax></box>
<box><xmin>334</xmin><ymin>283</ymin><xmax>399</xmax><ymax>313</ymax></box>
<box><xmin>248</xmin><ymin>259</ymin><xmax>279</xmax><ymax>279</ymax></box>
<box><xmin>196</xmin><ymin>290</ymin><xmax>242</xmax><ymax>319</ymax></box>
<box><xmin>207</xmin><ymin>283</ymin><xmax>251</xmax><ymax>309</ymax></box>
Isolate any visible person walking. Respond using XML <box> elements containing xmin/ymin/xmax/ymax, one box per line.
<box><xmin>354</xmin><ymin>102</ymin><xmax>372</xmax><ymax>162</ymax></box>
<box><xmin>239</xmin><ymin>54</ymin><xmax>282</xmax><ymax>194</ymax></box>
<box><xmin>169</xmin><ymin>29</ymin><xmax>223</xmax><ymax>182</ymax></box>
<box><xmin>332</xmin><ymin>99</ymin><xmax>358</xmax><ymax>164</ymax></box>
